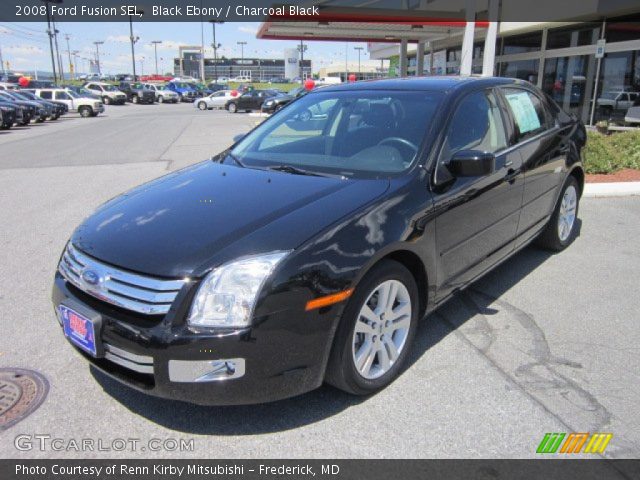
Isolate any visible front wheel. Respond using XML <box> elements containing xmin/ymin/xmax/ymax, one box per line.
<box><xmin>132</xmin><ymin>95</ymin><xmax>139</xmax><ymax>104</ymax></box>
<box><xmin>103</xmin><ymin>96</ymin><xmax>111</xmax><ymax>105</ymax></box>
<box><xmin>158</xmin><ymin>96</ymin><xmax>164</xmax><ymax>104</ymax></box>
<box><xmin>325</xmin><ymin>260</ymin><xmax>419</xmax><ymax>395</ymax></box>
<box><xmin>79</xmin><ymin>106</ymin><xmax>92</xmax><ymax>118</ymax></box>
<box><xmin>535</xmin><ymin>176</ymin><xmax>580</xmax><ymax>251</ymax></box>
<box><xmin>198</xmin><ymin>101</ymin><xmax>207</xmax><ymax>111</ymax></box>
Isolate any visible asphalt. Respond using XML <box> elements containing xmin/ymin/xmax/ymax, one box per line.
<box><xmin>0</xmin><ymin>103</ymin><xmax>638</xmax><ymax>459</ymax></box>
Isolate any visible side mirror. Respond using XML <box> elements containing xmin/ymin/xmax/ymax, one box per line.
<box><xmin>233</xmin><ymin>133</ymin><xmax>246</xmax><ymax>144</ymax></box>
<box><xmin>448</xmin><ymin>150</ymin><xmax>495</xmax><ymax>177</ymax></box>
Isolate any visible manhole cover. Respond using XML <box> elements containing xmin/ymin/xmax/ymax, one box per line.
<box><xmin>0</xmin><ymin>368</ymin><xmax>49</xmax><ymax>431</ymax></box>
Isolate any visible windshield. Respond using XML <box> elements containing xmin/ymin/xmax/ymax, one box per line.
<box><xmin>103</xmin><ymin>84</ymin><xmax>118</xmax><ymax>91</ymax></box>
<box><xmin>600</xmin><ymin>92</ymin><xmax>619</xmax><ymax>100</ymax></box>
<box><xmin>66</xmin><ymin>90</ymin><xmax>80</xmax><ymax>98</ymax></box>
<box><xmin>172</xmin><ymin>82</ymin><xmax>191</xmax><ymax>89</ymax></box>
<box><xmin>231</xmin><ymin>90</ymin><xmax>443</xmax><ymax>179</ymax></box>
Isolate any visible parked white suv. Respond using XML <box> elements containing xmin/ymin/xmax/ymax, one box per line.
<box><xmin>84</xmin><ymin>82</ymin><xmax>127</xmax><ymax>105</ymax></box>
<box><xmin>31</xmin><ymin>88</ymin><xmax>104</xmax><ymax>117</ymax></box>
<box><xmin>596</xmin><ymin>91</ymin><xmax>640</xmax><ymax>115</ymax></box>
<box><xmin>142</xmin><ymin>83</ymin><xmax>179</xmax><ymax>103</ymax></box>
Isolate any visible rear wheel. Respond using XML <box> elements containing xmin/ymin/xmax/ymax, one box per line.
<box><xmin>535</xmin><ymin>176</ymin><xmax>580</xmax><ymax>251</ymax></box>
<box><xmin>325</xmin><ymin>260</ymin><xmax>419</xmax><ymax>395</ymax></box>
<box><xmin>132</xmin><ymin>95</ymin><xmax>139</xmax><ymax>104</ymax></box>
<box><xmin>198</xmin><ymin>101</ymin><xmax>207</xmax><ymax>111</ymax></box>
<box><xmin>158</xmin><ymin>96</ymin><xmax>164</xmax><ymax>104</ymax></box>
<box><xmin>228</xmin><ymin>102</ymin><xmax>237</xmax><ymax>113</ymax></box>
<box><xmin>79</xmin><ymin>106</ymin><xmax>92</xmax><ymax>118</ymax></box>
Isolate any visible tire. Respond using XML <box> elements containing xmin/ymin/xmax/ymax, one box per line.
<box><xmin>103</xmin><ymin>96</ymin><xmax>111</xmax><ymax>105</ymax></box>
<box><xmin>158</xmin><ymin>96</ymin><xmax>164</xmax><ymax>104</ymax></box>
<box><xmin>535</xmin><ymin>176</ymin><xmax>580</xmax><ymax>251</ymax></box>
<box><xmin>275</xmin><ymin>104</ymin><xmax>283</xmax><ymax>112</ymax></box>
<box><xmin>198</xmin><ymin>101</ymin><xmax>207</xmax><ymax>111</ymax></box>
<box><xmin>325</xmin><ymin>259</ymin><xmax>419</xmax><ymax>395</ymax></box>
<box><xmin>79</xmin><ymin>106</ymin><xmax>92</xmax><ymax>118</ymax></box>
<box><xmin>228</xmin><ymin>102</ymin><xmax>237</xmax><ymax>113</ymax></box>
<box><xmin>132</xmin><ymin>95</ymin><xmax>139</xmax><ymax>104</ymax></box>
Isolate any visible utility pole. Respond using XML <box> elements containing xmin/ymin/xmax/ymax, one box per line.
<box><xmin>237</xmin><ymin>41</ymin><xmax>246</xmax><ymax>79</ymax></box>
<box><xmin>297</xmin><ymin>40</ymin><xmax>307</xmax><ymax>80</ymax></box>
<box><xmin>209</xmin><ymin>20</ymin><xmax>223</xmax><ymax>83</ymax></box>
<box><xmin>0</xmin><ymin>44</ymin><xmax>5</xmax><ymax>76</ymax></box>
<box><xmin>52</xmin><ymin>16</ymin><xmax>64</xmax><ymax>81</ymax></box>
<box><xmin>129</xmin><ymin>11</ymin><xmax>142</xmax><ymax>79</ymax></box>
<box><xmin>93</xmin><ymin>41</ymin><xmax>104</xmax><ymax>75</ymax></box>
<box><xmin>64</xmin><ymin>34</ymin><xmax>74</xmax><ymax>79</ymax></box>
<box><xmin>345</xmin><ymin>42</ymin><xmax>348</xmax><ymax>81</ymax></box>
<box><xmin>151</xmin><ymin>41</ymin><xmax>162</xmax><ymax>75</ymax></box>
<box><xmin>354</xmin><ymin>46</ymin><xmax>363</xmax><ymax>77</ymax></box>
<box><xmin>40</xmin><ymin>0</ymin><xmax>61</xmax><ymax>82</ymax></box>
<box><xmin>71</xmin><ymin>50</ymin><xmax>79</xmax><ymax>77</ymax></box>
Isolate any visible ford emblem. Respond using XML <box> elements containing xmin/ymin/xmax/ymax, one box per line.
<box><xmin>81</xmin><ymin>269</ymin><xmax>100</xmax><ymax>286</ymax></box>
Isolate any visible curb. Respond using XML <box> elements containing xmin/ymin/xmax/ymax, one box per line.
<box><xmin>584</xmin><ymin>181</ymin><xmax>640</xmax><ymax>198</ymax></box>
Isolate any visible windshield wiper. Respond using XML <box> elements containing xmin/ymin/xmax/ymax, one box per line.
<box><xmin>266</xmin><ymin>164</ymin><xmax>344</xmax><ymax>179</ymax></box>
<box><xmin>214</xmin><ymin>151</ymin><xmax>246</xmax><ymax>168</ymax></box>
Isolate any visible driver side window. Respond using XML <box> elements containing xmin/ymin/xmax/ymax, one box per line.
<box><xmin>437</xmin><ymin>90</ymin><xmax>507</xmax><ymax>176</ymax></box>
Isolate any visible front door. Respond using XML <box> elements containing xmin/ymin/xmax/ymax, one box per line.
<box><xmin>432</xmin><ymin>88</ymin><xmax>524</xmax><ymax>300</ymax></box>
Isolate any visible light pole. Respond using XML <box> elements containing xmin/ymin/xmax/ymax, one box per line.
<box><xmin>40</xmin><ymin>0</ymin><xmax>62</xmax><ymax>82</ymax></box>
<box><xmin>93</xmin><ymin>41</ymin><xmax>104</xmax><ymax>75</ymax></box>
<box><xmin>297</xmin><ymin>40</ymin><xmax>307</xmax><ymax>80</ymax></box>
<box><xmin>151</xmin><ymin>40</ymin><xmax>162</xmax><ymax>75</ymax></box>
<box><xmin>237</xmin><ymin>41</ymin><xmax>246</xmax><ymax>77</ymax></box>
<box><xmin>354</xmin><ymin>46</ymin><xmax>363</xmax><ymax>77</ymax></box>
<box><xmin>64</xmin><ymin>34</ymin><xmax>73</xmax><ymax>79</ymax></box>
<box><xmin>128</xmin><ymin>10</ymin><xmax>142</xmax><ymax>79</ymax></box>
<box><xmin>71</xmin><ymin>50</ymin><xmax>79</xmax><ymax>78</ymax></box>
<box><xmin>209</xmin><ymin>20</ymin><xmax>223</xmax><ymax>83</ymax></box>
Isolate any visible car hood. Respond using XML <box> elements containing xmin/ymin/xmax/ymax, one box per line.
<box><xmin>72</xmin><ymin>161</ymin><xmax>389</xmax><ymax>278</ymax></box>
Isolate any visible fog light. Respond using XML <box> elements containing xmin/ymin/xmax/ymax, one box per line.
<box><xmin>168</xmin><ymin>358</ymin><xmax>245</xmax><ymax>382</ymax></box>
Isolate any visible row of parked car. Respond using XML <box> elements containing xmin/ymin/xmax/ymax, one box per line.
<box><xmin>0</xmin><ymin>81</ymin><xmax>106</xmax><ymax>129</ymax></box>
<box><xmin>81</xmin><ymin>80</ymin><xmax>227</xmax><ymax>105</ymax></box>
<box><xmin>195</xmin><ymin>86</ymin><xmax>310</xmax><ymax>114</ymax></box>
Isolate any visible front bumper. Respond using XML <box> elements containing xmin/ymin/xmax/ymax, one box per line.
<box><xmin>52</xmin><ymin>272</ymin><xmax>328</xmax><ymax>405</ymax></box>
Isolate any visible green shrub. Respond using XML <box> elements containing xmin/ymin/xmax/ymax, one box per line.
<box><xmin>583</xmin><ymin>130</ymin><xmax>640</xmax><ymax>174</ymax></box>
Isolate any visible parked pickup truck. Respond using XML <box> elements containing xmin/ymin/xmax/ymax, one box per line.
<box><xmin>84</xmin><ymin>82</ymin><xmax>128</xmax><ymax>105</ymax></box>
<box><xmin>165</xmin><ymin>81</ymin><xmax>198</xmax><ymax>102</ymax></box>
<box><xmin>118</xmin><ymin>82</ymin><xmax>155</xmax><ymax>104</ymax></box>
<box><xmin>30</xmin><ymin>88</ymin><xmax>104</xmax><ymax>117</ymax></box>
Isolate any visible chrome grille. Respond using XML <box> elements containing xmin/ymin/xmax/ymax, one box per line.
<box><xmin>58</xmin><ymin>243</ymin><xmax>186</xmax><ymax>315</ymax></box>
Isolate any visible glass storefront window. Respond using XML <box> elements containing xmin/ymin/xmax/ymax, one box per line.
<box><xmin>606</xmin><ymin>16</ymin><xmax>640</xmax><ymax>43</ymax></box>
<box><xmin>546</xmin><ymin>24</ymin><xmax>601</xmax><ymax>49</ymax></box>
<box><xmin>498</xmin><ymin>59</ymin><xmax>539</xmax><ymax>83</ymax></box>
<box><xmin>502</xmin><ymin>32</ymin><xmax>543</xmax><ymax>55</ymax></box>
<box><xmin>542</xmin><ymin>56</ymin><xmax>591</xmax><ymax>120</ymax></box>
<box><xmin>593</xmin><ymin>50</ymin><xmax>640</xmax><ymax>122</ymax></box>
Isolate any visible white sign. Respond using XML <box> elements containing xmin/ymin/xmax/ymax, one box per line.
<box><xmin>595</xmin><ymin>39</ymin><xmax>606</xmax><ymax>59</ymax></box>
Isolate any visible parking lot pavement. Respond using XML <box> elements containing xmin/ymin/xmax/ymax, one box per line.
<box><xmin>0</xmin><ymin>104</ymin><xmax>639</xmax><ymax>458</ymax></box>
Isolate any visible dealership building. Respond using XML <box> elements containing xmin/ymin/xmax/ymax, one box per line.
<box><xmin>174</xmin><ymin>50</ymin><xmax>311</xmax><ymax>81</ymax></box>
<box><xmin>258</xmin><ymin>0</ymin><xmax>640</xmax><ymax>125</ymax></box>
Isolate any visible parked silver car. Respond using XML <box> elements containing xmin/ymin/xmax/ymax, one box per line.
<box><xmin>142</xmin><ymin>83</ymin><xmax>180</xmax><ymax>103</ymax></box>
<box><xmin>194</xmin><ymin>90</ymin><xmax>235</xmax><ymax>110</ymax></box>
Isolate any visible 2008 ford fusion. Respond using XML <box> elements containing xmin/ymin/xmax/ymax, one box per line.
<box><xmin>53</xmin><ymin>77</ymin><xmax>586</xmax><ymax>405</ymax></box>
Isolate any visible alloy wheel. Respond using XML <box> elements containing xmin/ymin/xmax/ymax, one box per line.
<box><xmin>558</xmin><ymin>185</ymin><xmax>577</xmax><ymax>242</ymax></box>
<box><xmin>351</xmin><ymin>279</ymin><xmax>412</xmax><ymax>380</ymax></box>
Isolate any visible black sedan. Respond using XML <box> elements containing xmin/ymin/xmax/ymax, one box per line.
<box><xmin>52</xmin><ymin>77</ymin><xmax>585</xmax><ymax>405</ymax></box>
<box><xmin>0</xmin><ymin>93</ymin><xmax>35</xmax><ymax>125</ymax></box>
<box><xmin>225</xmin><ymin>89</ymin><xmax>278</xmax><ymax>113</ymax></box>
<box><xmin>0</xmin><ymin>104</ymin><xmax>17</xmax><ymax>129</ymax></box>
<box><xmin>261</xmin><ymin>86</ymin><xmax>310</xmax><ymax>114</ymax></box>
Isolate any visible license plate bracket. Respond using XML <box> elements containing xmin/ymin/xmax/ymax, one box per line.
<box><xmin>58</xmin><ymin>302</ymin><xmax>104</xmax><ymax>358</ymax></box>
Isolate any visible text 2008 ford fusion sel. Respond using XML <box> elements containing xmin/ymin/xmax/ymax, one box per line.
<box><xmin>53</xmin><ymin>77</ymin><xmax>586</xmax><ymax>405</ymax></box>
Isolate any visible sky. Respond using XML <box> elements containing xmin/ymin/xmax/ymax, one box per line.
<box><xmin>0</xmin><ymin>21</ymin><xmax>376</xmax><ymax>75</ymax></box>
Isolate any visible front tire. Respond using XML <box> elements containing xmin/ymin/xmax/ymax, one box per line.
<box><xmin>158</xmin><ymin>96</ymin><xmax>164</xmax><ymax>104</ymax></box>
<box><xmin>325</xmin><ymin>260</ymin><xmax>419</xmax><ymax>395</ymax></box>
<box><xmin>535</xmin><ymin>176</ymin><xmax>580</xmax><ymax>251</ymax></box>
<box><xmin>79</xmin><ymin>106</ymin><xmax>92</xmax><ymax>118</ymax></box>
<box><xmin>198</xmin><ymin>101</ymin><xmax>207</xmax><ymax>111</ymax></box>
<box><xmin>132</xmin><ymin>95</ymin><xmax>139</xmax><ymax>104</ymax></box>
<box><xmin>228</xmin><ymin>102</ymin><xmax>237</xmax><ymax>113</ymax></box>
<box><xmin>103</xmin><ymin>96</ymin><xmax>111</xmax><ymax>105</ymax></box>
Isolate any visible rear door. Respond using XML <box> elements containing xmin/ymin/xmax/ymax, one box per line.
<box><xmin>433</xmin><ymin>88</ymin><xmax>524</xmax><ymax>299</ymax></box>
<box><xmin>498</xmin><ymin>87</ymin><xmax>566</xmax><ymax>246</ymax></box>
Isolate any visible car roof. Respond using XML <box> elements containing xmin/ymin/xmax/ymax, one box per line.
<box><xmin>318</xmin><ymin>76</ymin><xmax>524</xmax><ymax>94</ymax></box>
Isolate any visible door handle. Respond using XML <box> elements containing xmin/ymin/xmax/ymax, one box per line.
<box><xmin>504</xmin><ymin>168</ymin><xmax>519</xmax><ymax>184</ymax></box>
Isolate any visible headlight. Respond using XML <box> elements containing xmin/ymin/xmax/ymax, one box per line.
<box><xmin>264</xmin><ymin>100</ymin><xmax>274</xmax><ymax>106</ymax></box>
<box><xmin>188</xmin><ymin>251</ymin><xmax>289</xmax><ymax>328</ymax></box>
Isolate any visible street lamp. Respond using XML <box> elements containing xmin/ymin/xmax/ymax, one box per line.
<box><xmin>297</xmin><ymin>40</ymin><xmax>308</xmax><ymax>80</ymax></box>
<box><xmin>129</xmin><ymin>8</ymin><xmax>143</xmax><ymax>79</ymax></box>
<box><xmin>209</xmin><ymin>20</ymin><xmax>223</xmax><ymax>83</ymax></box>
<box><xmin>354</xmin><ymin>46</ymin><xmax>364</xmax><ymax>76</ymax></box>
<box><xmin>71</xmin><ymin>50</ymin><xmax>79</xmax><ymax>78</ymax></box>
<box><xmin>93</xmin><ymin>41</ymin><xmax>104</xmax><ymax>75</ymax></box>
<box><xmin>151</xmin><ymin>40</ymin><xmax>162</xmax><ymax>75</ymax></box>
<box><xmin>40</xmin><ymin>0</ymin><xmax>62</xmax><ymax>82</ymax></box>
<box><xmin>237</xmin><ymin>41</ymin><xmax>247</xmax><ymax>77</ymax></box>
